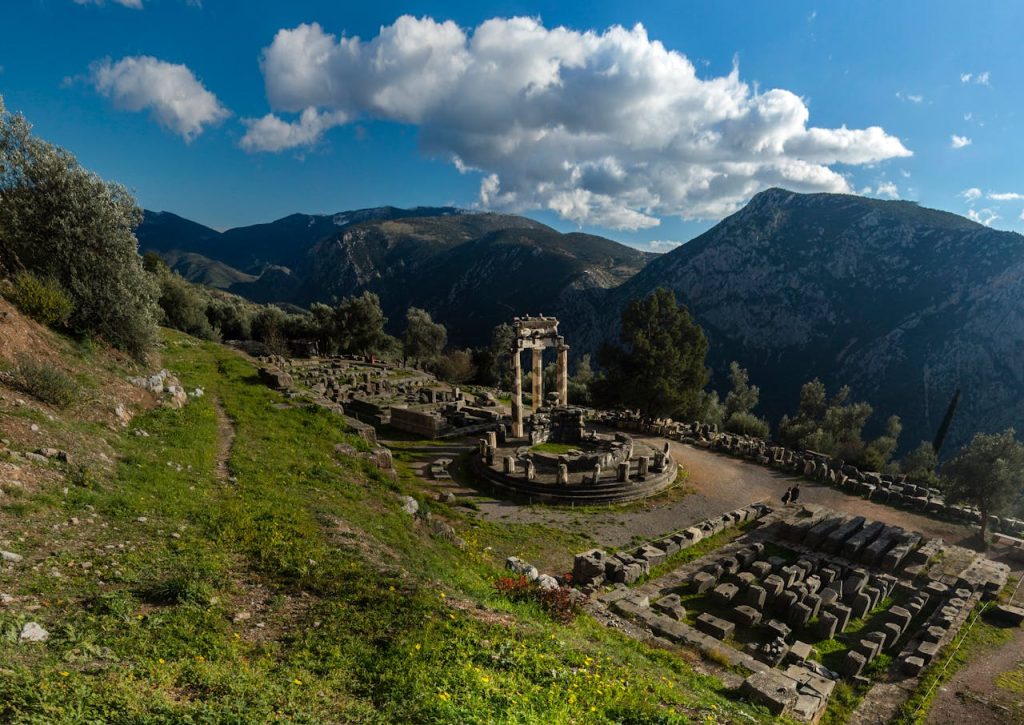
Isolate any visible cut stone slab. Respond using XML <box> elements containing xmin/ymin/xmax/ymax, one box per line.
<box><xmin>839</xmin><ymin>650</ymin><xmax>867</xmax><ymax>677</ymax></box>
<box><xmin>691</xmin><ymin>571</ymin><xmax>717</xmax><ymax>594</ymax></box>
<box><xmin>711</xmin><ymin>582</ymin><xmax>740</xmax><ymax>605</ymax></box>
<box><xmin>695</xmin><ymin>612</ymin><xmax>735</xmax><ymax>640</ymax></box>
<box><xmin>732</xmin><ymin>604</ymin><xmax>763</xmax><ymax>627</ymax></box>
<box><xmin>992</xmin><ymin>604</ymin><xmax>1024</xmax><ymax>627</ymax></box>
<box><xmin>652</xmin><ymin>594</ymin><xmax>686</xmax><ymax>621</ymax></box>
<box><xmin>784</xmin><ymin>640</ymin><xmax>813</xmax><ymax>665</ymax></box>
<box><xmin>739</xmin><ymin>670</ymin><xmax>800</xmax><ymax>716</ymax></box>
<box><xmin>902</xmin><ymin>655</ymin><xmax>926</xmax><ymax>675</ymax></box>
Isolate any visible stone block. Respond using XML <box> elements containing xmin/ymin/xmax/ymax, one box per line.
<box><xmin>850</xmin><ymin>592</ymin><xmax>872</xmax><ymax>620</ymax></box>
<box><xmin>788</xmin><ymin>602</ymin><xmax>813</xmax><ymax>629</ymax></box>
<box><xmin>763</xmin><ymin>618</ymin><xmax>793</xmax><ymax>641</ymax></box>
<box><xmin>745</xmin><ymin>585</ymin><xmax>767</xmax><ymax>609</ymax></box>
<box><xmin>739</xmin><ymin>670</ymin><xmax>799</xmax><ymax>716</ymax></box>
<box><xmin>712</xmin><ymin>583</ymin><xmax>740</xmax><ymax>605</ymax></box>
<box><xmin>803</xmin><ymin>593</ymin><xmax>822</xmax><ymax>619</ymax></box>
<box><xmin>881</xmin><ymin>622</ymin><xmax>903</xmax><ymax>649</ymax></box>
<box><xmin>775</xmin><ymin>590</ymin><xmax>800</xmax><ymax>616</ymax></box>
<box><xmin>819</xmin><ymin>587</ymin><xmax>839</xmax><ymax>608</ymax></box>
<box><xmin>839</xmin><ymin>650</ymin><xmax>867</xmax><ymax>678</ymax></box>
<box><xmin>887</xmin><ymin>605</ymin><xmax>913</xmax><ymax>631</ymax></box>
<box><xmin>992</xmin><ymin>604</ymin><xmax>1024</xmax><ymax>627</ymax></box>
<box><xmin>815</xmin><ymin>612</ymin><xmax>839</xmax><ymax>640</ymax></box>
<box><xmin>916</xmin><ymin>641</ymin><xmax>940</xmax><ymax>663</ymax></box>
<box><xmin>763</xmin><ymin>574</ymin><xmax>785</xmax><ymax>597</ymax></box>
<box><xmin>921</xmin><ymin>625</ymin><xmax>946</xmax><ymax>644</ymax></box>
<box><xmin>784</xmin><ymin>640</ymin><xmax>813</xmax><ymax>665</ymax></box>
<box><xmin>828</xmin><ymin>604</ymin><xmax>852</xmax><ymax>633</ymax></box>
<box><xmin>652</xmin><ymin>594</ymin><xmax>686</xmax><ymax>621</ymax></box>
<box><xmin>657</xmin><ymin>538</ymin><xmax>680</xmax><ymax>557</ymax></box>
<box><xmin>733</xmin><ymin>604</ymin><xmax>763</xmax><ymax>627</ymax></box>
<box><xmin>691</xmin><ymin>571</ymin><xmax>717</xmax><ymax>594</ymax></box>
<box><xmin>695</xmin><ymin>612</ymin><xmax>735</xmax><ymax>640</ymax></box>
<box><xmin>635</xmin><ymin>544</ymin><xmax>666</xmax><ymax>567</ymax></box>
<box><xmin>902</xmin><ymin>655</ymin><xmax>926</xmax><ymax>675</ymax></box>
<box><xmin>572</xmin><ymin>549</ymin><xmax>608</xmax><ymax>586</ymax></box>
<box><xmin>749</xmin><ymin>560</ymin><xmax>773</xmax><ymax>579</ymax></box>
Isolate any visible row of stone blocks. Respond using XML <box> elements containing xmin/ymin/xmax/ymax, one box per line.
<box><xmin>781</xmin><ymin>512</ymin><xmax>922</xmax><ymax>572</ymax></box>
<box><xmin>571</xmin><ymin>504</ymin><xmax>770</xmax><ymax>587</ymax></box>
<box><xmin>896</xmin><ymin>581</ymin><xmax>976</xmax><ymax>676</ymax></box>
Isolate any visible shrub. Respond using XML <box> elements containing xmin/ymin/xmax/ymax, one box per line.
<box><xmin>6</xmin><ymin>271</ymin><xmax>74</xmax><ymax>326</ymax></box>
<box><xmin>724</xmin><ymin>411</ymin><xmax>770</xmax><ymax>438</ymax></box>
<box><xmin>14</xmin><ymin>353</ymin><xmax>76</xmax><ymax>407</ymax></box>
<box><xmin>493</xmin><ymin>574</ymin><xmax>580</xmax><ymax>623</ymax></box>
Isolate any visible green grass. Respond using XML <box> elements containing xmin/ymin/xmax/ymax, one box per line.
<box><xmin>529</xmin><ymin>442</ymin><xmax>580</xmax><ymax>455</ymax></box>
<box><xmin>0</xmin><ymin>330</ymin><xmax>774</xmax><ymax>723</ymax></box>
<box><xmin>892</xmin><ymin>603</ymin><xmax>1016</xmax><ymax>724</ymax></box>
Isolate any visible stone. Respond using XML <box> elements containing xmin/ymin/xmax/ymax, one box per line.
<box><xmin>850</xmin><ymin>592</ymin><xmax>872</xmax><ymax>620</ymax></box>
<box><xmin>922</xmin><ymin>626</ymin><xmax>946</xmax><ymax>644</ymax></box>
<box><xmin>505</xmin><ymin>556</ymin><xmax>539</xmax><ymax>581</ymax></box>
<box><xmin>803</xmin><ymin>593</ymin><xmax>822</xmax><ymax>619</ymax></box>
<box><xmin>695</xmin><ymin>612</ymin><xmax>735</xmax><ymax>640</ymax></box>
<box><xmin>739</xmin><ymin>670</ymin><xmax>800</xmax><ymax>716</ymax></box>
<box><xmin>775</xmin><ymin>589</ymin><xmax>800</xmax><ymax>616</ymax></box>
<box><xmin>745</xmin><ymin>585</ymin><xmax>767</xmax><ymax>609</ymax></box>
<box><xmin>19</xmin><ymin>621</ymin><xmax>49</xmax><ymax>643</ymax></box>
<box><xmin>815</xmin><ymin>612</ymin><xmax>839</xmax><ymax>640</ymax></box>
<box><xmin>573</xmin><ymin>550</ymin><xmax>608</xmax><ymax>586</ymax></box>
<box><xmin>399</xmin><ymin>496</ymin><xmax>419</xmax><ymax>516</ymax></box>
<box><xmin>828</xmin><ymin>604</ymin><xmax>853</xmax><ymax>633</ymax></box>
<box><xmin>711</xmin><ymin>583</ymin><xmax>739</xmax><ymax>605</ymax></box>
<box><xmin>784</xmin><ymin>640</ymin><xmax>813</xmax><ymax>665</ymax></box>
<box><xmin>1</xmin><ymin>551</ymin><xmax>24</xmax><ymax>563</ymax></box>
<box><xmin>732</xmin><ymin>604</ymin><xmax>763</xmax><ymax>627</ymax></box>
<box><xmin>887</xmin><ymin>605</ymin><xmax>913</xmax><ymax>631</ymax></box>
<box><xmin>992</xmin><ymin>604</ymin><xmax>1024</xmax><ymax>627</ymax></box>
<box><xmin>653</xmin><ymin>594</ymin><xmax>686</xmax><ymax>621</ymax></box>
<box><xmin>839</xmin><ymin>650</ymin><xmax>867</xmax><ymax>677</ymax></box>
<box><xmin>763</xmin><ymin>619</ymin><xmax>792</xmax><ymax>641</ymax></box>
<box><xmin>916</xmin><ymin>641</ymin><xmax>940</xmax><ymax>663</ymax></box>
<box><xmin>787</xmin><ymin>602</ymin><xmax>813</xmax><ymax>629</ymax></box>
<box><xmin>763</xmin><ymin>574</ymin><xmax>785</xmax><ymax>597</ymax></box>
<box><xmin>902</xmin><ymin>655</ymin><xmax>926</xmax><ymax>675</ymax></box>
<box><xmin>635</xmin><ymin>544</ymin><xmax>666</xmax><ymax>567</ymax></box>
<box><xmin>881</xmin><ymin>622</ymin><xmax>903</xmax><ymax>649</ymax></box>
<box><xmin>536</xmin><ymin>574</ymin><xmax>559</xmax><ymax>591</ymax></box>
<box><xmin>691</xmin><ymin>571</ymin><xmax>717</xmax><ymax>594</ymax></box>
<box><xmin>749</xmin><ymin>560</ymin><xmax>773</xmax><ymax>579</ymax></box>
<box><xmin>819</xmin><ymin>587</ymin><xmax>839</xmax><ymax>608</ymax></box>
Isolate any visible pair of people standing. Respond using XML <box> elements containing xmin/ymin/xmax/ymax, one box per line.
<box><xmin>781</xmin><ymin>484</ymin><xmax>801</xmax><ymax>505</ymax></box>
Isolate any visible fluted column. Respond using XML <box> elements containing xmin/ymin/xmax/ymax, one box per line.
<box><xmin>512</xmin><ymin>346</ymin><xmax>524</xmax><ymax>437</ymax></box>
<box><xmin>557</xmin><ymin>344</ymin><xmax>569</xmax><ymax>406</ymax></box>
<box><xmin>532</xmin><ymin>348</ymin><xmax>543</xmax><ymax>411</ymax></box>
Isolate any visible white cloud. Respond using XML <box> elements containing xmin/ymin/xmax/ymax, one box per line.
<box><xmin>240</xmin><ymin>107</ymin><xmax>348</xmax><ymax>152</ymax></box>
<box><xmin>645</xmin><ymin>240</ymin><xmax>684</xmax><ymax>252</ymax></box>
<box><xmin>874</xmin><ymin>181</ymin><xmax>899</xmax><ymax>199</ymax></box>
<box><xmin>900</xmin><ymin>169</ymin><xmax>911</xmax><ymax>178</ymax></box>
<box><xmin>74</xmin><ymin>0</ymin><xmax>143</xmax><ymax>7</ymax></box>
<box><xmin>960</xmin><ymin>71</ymin><xmax>991</xmax><ymax>86</ymax></box>
<box><xmin>967</xmin><ymin>208</ymin><xmax>999</xmax><ymax>226</ymax></box>
<box><xmin>950</xmin><ymin>134</ymin><xmax>972</xmax><ymax>149</ymax></box>
<box><xmin>1020</xmin><ymin>209</ymin><xmax>1024</xmax><ymax>222</ymax></box>
<box><xmin>90</xmin><ymin>56</ymin><xmax>229</xmax><ymax>141</ymax></box>
<box><xmin>964</xmin><ymin>112</ymin><xmax>973</xmax><ymax>121</ymax></box>
<box><xmin>988</xmin><ymin>192</ymin><xmax>1024</xmax><ymax>201</ymax></box>
<box><xmin>251</xmin><ymin>16</ymin><xmax>912</xmax><ymax>229</ymax></box>
<box><xmin>895</xmin><ymin>91</ymin><xmax>923</xmax><ymax>103</ymax></box>
<box><xmin>960</xmin><ymin>187</ymin><xmax>982</xmax><ymax>202</ymax></box>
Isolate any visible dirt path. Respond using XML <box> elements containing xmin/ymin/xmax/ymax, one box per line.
<box><xmin>213</xmin><ymin>396</ymin><xmax>235</xmax><ymax>482</ymax></box>
<box><xmin>926</xmin><ymin>580</ymin><xmax>1024</xmax><ymax>724</ymax></box>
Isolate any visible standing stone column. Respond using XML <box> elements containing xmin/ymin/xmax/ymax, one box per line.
<box><xmin>556</xmin><ymin>343</ymin><xmax>569</xmax><ymax>406</ymax></box>
<box><xmin>532</xmin><ymin>348</ymin><xmax>543</xmax><ymax>411</ymax></box>
<box><xmin>511</xmin><ymin>346</ymin><xmax>524</xmax><ymax>438</ymax></box>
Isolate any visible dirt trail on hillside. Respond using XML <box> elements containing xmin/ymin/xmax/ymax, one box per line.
<box><xmin>213</xmin><ymin>396</ymin><xmax>235</xmax><ymax>481</ymax></box>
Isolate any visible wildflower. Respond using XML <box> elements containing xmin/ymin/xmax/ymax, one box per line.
<box><xmin>389</xmin><ymin>586</ymin><xmax>395</xmax><ymax>592</ymax></box>
<box><xmin>158</xmin><ymin>658</ymin><xmax>165</xmax><ymax>664</ymax></box>
<box><xmin>293</xmin><ymin>678</ymin><xmax>302</xmax><ymax>685</ymax></box>
<box><xmin>439</xmin><ymin>592</ymin><xmax>446</xmax><ymax>599</ymax></box>
<box><xmin>590</xmin><ymin>706</ymin><xmax>597</xmax><ymax>712</ymax></box>
<box><xmin>415</xmin><ymin>643</ymin><xmax>422</xmax><ymax>651</ymax></box>
<box><xmin>438</xmin><ymin>692</ymin><xmax>451</xmax><ymax>702</ymax></box>
<box><xmin>59</xmin><ymin>671</ymin><xmax>69</xmax><ymax>677</ymax></box>
<box><xmin>480</xmin><ymin>675</ymin><xmax>490</xmax><ymax>683</ymax></box>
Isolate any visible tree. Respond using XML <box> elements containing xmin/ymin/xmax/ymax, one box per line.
<box><xmin>154</xmin><ymin>270</ymin><xmax>217</xmax><ymax>340</ymax></box>
<box><xmin>722</xmin><ymin>361</ymin><xmax>770</xmax><ymax>437</ymax></box>
<box><xmin>402</xmin><ymin>307</ymin><xmax>446</xmax><ymax>367</ymax></box>
<box><xmin>252</xmin><ymin>306</ymin><xmax>288</xmax><ymax>355</ymax></box>
<box><xmin>900</xmin><ymin>441</ymin><xmax>939</xmax><ymax>488</ymax></box>
<box><xmin>593</xmin><ymin>289</ymin><xmax>708</xmax><ymax>419</ymax></box>
<box><xmin>334</xmin><ymin>292</ymin><xmax>388</xmax><ymax>356</ymax></box>
<box><xmin>431</xmin><ymin>349</ymin><xmax>477</xmax><ymax>384</ymax></box>
<box><xmin>698</xmin><ymin>390</ymin><xmax>726</xmax><ymax>428</ymax></box>
<box><xmin>568</xmin><ymin>354</ymin><xmax>595</xmax><ymax>405</ymax></box>
<box><xmin>481</xmin><ymin>322</ymin><xmax>515</xmax><ymax>389</ymax></box>
<box><xmin>0</xmin><ymin>96</ymin><xmax>158</xmax><ymax>359</ymax></box>
<box><xmin>942</xmin><ymin>429</ymin><xmax>1024</xmax><ymax>542</ymax></box>
<box><xmin>861</xmin><ymin>415</ymin><xmax>902</xmax><ymax>472</ymax></box>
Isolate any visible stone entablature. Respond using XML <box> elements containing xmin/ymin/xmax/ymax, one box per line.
<box><xmin>510</xmin><ymin>315</ymin><xmax>569</xmax><ymax>438</ymax></box>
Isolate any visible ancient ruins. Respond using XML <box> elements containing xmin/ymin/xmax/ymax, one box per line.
<box><xmin>570</xmin><ymin>503</ymin><xmax>1009</xmax><ymax>722</ymax></box>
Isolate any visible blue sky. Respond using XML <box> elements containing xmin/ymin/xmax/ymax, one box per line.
<box><xmin>2</xmin><ymin>1</ymin><xmax>1022</xmax><ymax>249</ymax></box>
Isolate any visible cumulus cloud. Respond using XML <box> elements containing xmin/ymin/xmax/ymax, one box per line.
<box><xmin>895</xmin><ymin>91</ymin><xmax>923</xmax><ymax>103</ymax></box>
<box><xmin>90</xmin><ymin>56</ymin><xmax>229</xmax><ymax>141</ymax></box>
<box><xmin>988</xmin><ymin>191</ymin><xmax>1024</xmax><ymax>201</ymax></box>
<box><xmin>960</xmin><ymin>187</ymin><xmax>983</xmax><ymax>202</ymax></box>
<box><xmin>240</xmin><ymin>107</ymin><xmax>348</xmax><ymax>152</ymax></box>
<box><xmin>967</xmin><ymin>208</ymin><xmax>999</xmax><ymax>226</ymax></box>
<box><xmin>74</xmin><ymin>0</ymin><xmax>143</xmax><ymax>7</ymax></box>
<box><xmin>249</xmin><ymin>16</ymin><xmax>911</xmax><ymax>229</ymax></box>
<box><xmin>874</xmin><ymin>181</ymin><xmax>899</xmax><ymax>199</ymax></box>
<box><xmin>950</xmin><ymin>134</ymin><xmax>972</xmax><ymax>149</ymax></box>
<box><xmin>645</xmin><ymin>240</ymin><xmax>685</xmax><ymax>252</ymax></box>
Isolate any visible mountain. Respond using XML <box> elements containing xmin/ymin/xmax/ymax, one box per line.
<box><xmin>137</xmin><ymin>207</ymin><xmax>654</xmax><ymax>346</ymax></box>
<box><xmin>570</xmin><ymin>188</ymin><xmax>1024</xmax><ymax>456</ymax></box>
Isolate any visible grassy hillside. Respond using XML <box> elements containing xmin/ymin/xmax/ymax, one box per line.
<box><xmin>0</xmin><ymin>313</ymin><xmax>771</xmax><ymax>722</ymax></box>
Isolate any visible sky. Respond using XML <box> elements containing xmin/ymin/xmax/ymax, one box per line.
<box><xmin>1</xmin><ymin>1</ymin><xmax>1022</xmax><ymax>250</ymax></box>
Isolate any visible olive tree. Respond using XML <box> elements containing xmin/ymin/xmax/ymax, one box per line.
<box><xmin>0</xmin><ymin>96</ymin><xmax>158</xmax><ymax>358</ymax></box>
<box><xmin>942</xmin><ymin>429</ymin><xmax>1024</xmax><ymax>542</ymax></box>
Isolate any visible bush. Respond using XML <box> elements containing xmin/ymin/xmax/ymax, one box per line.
<box><xmin>493</xmin><ymin>575</ymin><xmax>580</xmax><ymax>623</ymax></box>
<box><xmin>6</xmin><ymin>271</ymin><xmax>74</xmax><ymax>326</ymax></box>
<box><xmin>724</xmin><ymin>411</ymin><xmax>770</xmax><ymax>438</ymax></box>
<box><xmin>14</xmin><ymin>353</ymin><xmax>76</xmax><ymax>407</ymax></box>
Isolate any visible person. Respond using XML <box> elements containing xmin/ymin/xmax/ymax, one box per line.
<box><xmin>789</xmin><ymin>484</ymin><xmax>801</xmax><ymax>504</ymax></box>
<box><xmin>781</xmin><ymin>486</ymin><xmax>792</xmax><ymax>505</ymax></box>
